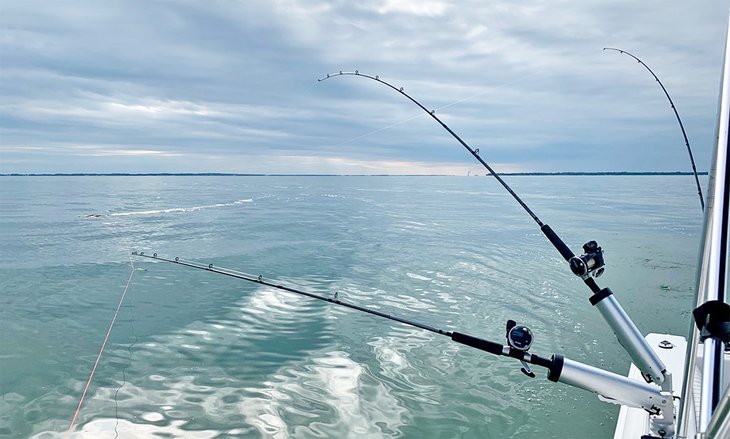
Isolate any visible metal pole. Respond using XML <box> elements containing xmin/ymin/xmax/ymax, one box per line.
<box><xmin>705</xmin><ymin>379</ymin><xmax>730</xmax><ymax>438</ymax></box>
<box><xmin>679</xmin><ymin>13</ymin><xmax>730</xmax><ymax>435</ymax></box>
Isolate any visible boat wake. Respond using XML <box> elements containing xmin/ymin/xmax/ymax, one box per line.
<box><xmin>97</xmin><ymin>199</ymin><xmax>253</xmax><ymax>217</ymax></box>
<box><xmin>36</xmin><ymin>284</ymin><xmax>407</xmax><ymax>438</ymax></box>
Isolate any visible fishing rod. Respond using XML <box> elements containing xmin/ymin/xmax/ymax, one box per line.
<box><xmin>318</xmin><ymin>71</ymin><xmax>671</xmax><ymax>388</ymax></box>
<box><xmin>603</xmin><ymin>47</ymin><xmax>705</xmax><ymax>211</ymax></box>
<box><xmin>131</xmin><ymin>251</ymin><xmax>675</xmax><ymax>428</ymax></box>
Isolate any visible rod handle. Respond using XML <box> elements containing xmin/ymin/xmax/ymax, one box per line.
<box><xmin>541</xmin><ymin>224</ymin><xmax>575</xmax><ymax>261</ymax></box>
<box><xmin>451</xmin><ymin>332</ymin><xmax>504</xmax><ymax>356</ymax></box>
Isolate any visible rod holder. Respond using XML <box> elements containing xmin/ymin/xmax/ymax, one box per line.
<box><xmin>549</xmin><ymin>356</ymin><xmax>675</xmax><ymax>437</ymax></box>
<box><xmin>590</xmin><ymin>288</ymin><xmax>668</xmax><ymax>385</ymax></box>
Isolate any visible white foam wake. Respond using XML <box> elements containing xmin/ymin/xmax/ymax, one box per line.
<box><xmin>109</xmin><ymin>199</ymin><xmax>252</xmax><ymax>216</ymax></box>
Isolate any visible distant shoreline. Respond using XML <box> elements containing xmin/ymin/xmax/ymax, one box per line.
<box><xmin>0</xmin><ymin>171</ymin><xmax>710</xmax><ymax>177</ymax></box>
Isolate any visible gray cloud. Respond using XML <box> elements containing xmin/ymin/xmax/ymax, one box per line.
<box><xmin>0</xmin><ymin>0</ymin><xmax>727</xmax><ymax>173</ymax></box>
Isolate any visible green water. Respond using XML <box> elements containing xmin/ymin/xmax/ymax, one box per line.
<box><xmin>0</xmin><ymin>176</ymin><xmax>704</xmax><ymax>438</ymax></box>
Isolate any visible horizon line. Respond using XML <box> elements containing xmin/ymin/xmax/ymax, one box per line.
<box><xmin>0</xmin><ymin>171</ymin><xmax>710</xmax><ymax>177</ymax></box>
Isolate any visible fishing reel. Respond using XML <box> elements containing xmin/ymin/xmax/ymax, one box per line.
<box><xmin>506</xmin><ymin>320</ymin><xmax>535</xmax><ymax>378</ymax></box>
<box><xmin>569</xmin><ymin>240</ymin><xmax>605</xmax><ymax>279</ymax></box>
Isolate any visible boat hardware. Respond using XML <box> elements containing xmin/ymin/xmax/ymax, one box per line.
<box><xmin>318</xmin><ymin>71</ymin><xmax>669</xmax><ymax>386</ymax></box>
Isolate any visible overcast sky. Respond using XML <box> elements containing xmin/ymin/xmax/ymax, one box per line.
<box><xmin>1</xmin><ymin>0</ymin><xmax>728</xmax><ymax>174</ymax></box>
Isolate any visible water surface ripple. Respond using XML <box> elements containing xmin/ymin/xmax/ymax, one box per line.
<box><xmin>0</xmin><ymin>176</ymin><xmax>703</xmax><ymax>438</ymax></box>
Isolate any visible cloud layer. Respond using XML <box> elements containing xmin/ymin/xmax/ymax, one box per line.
<box><xmin>1</xmin><ymin>0</ymin><xmax>728</xmax><ymax>174</ymax></box>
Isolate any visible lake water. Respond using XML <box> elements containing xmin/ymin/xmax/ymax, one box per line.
<box><xmin>0</xmin><ymin>175</ymin><xmax>705</xmax><ymax>438</ymax></box>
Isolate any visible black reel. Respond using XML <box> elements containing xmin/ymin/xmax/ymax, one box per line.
<box><xmin>506</xmin><ymin>320</ymin><xmax>536</xmax><ymax>378</ymax></box>
<box><xmin>569</xmin><ymin>240</ymin><xmax>605</xmax><ymax>278</ymax></box>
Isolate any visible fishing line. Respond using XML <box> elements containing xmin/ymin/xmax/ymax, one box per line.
<box><xmin>326</xmin><ymin>113</ymin><xmax>425</xmax><ymax>148</ymax></box>
<box><xmin>113</xmin><ymin>298</ymin><xmax>138</xmax><ymax>439</ymax></box>
<box><xmin>604</xmin><ymin>47</ymin><xmax>705</xmax><ymax>211</ymax></box>
<box><xmin>67</xmin><ymin>254</ymin><xmax>136</xmax><ymax>435</ymax></box>
<box><xmin>301</xmin><ymin>79</ymin><xmax>321</xmax><ymax>96</ymax></box>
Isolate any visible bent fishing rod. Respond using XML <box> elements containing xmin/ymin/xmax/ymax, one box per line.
<box><xmin>131</xmin><ymin>251</ymin><xmax>674</xmax><ymax>420</ymax></box>
<box><xmin>604</xmin><ymin>47</ymin><xmax>705</xmax><ymax>211</ymax></box>
<box><xmin>318</xmin><ymin>71</ymin><xmax>670</xmax><ymax>388</ymax></box>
